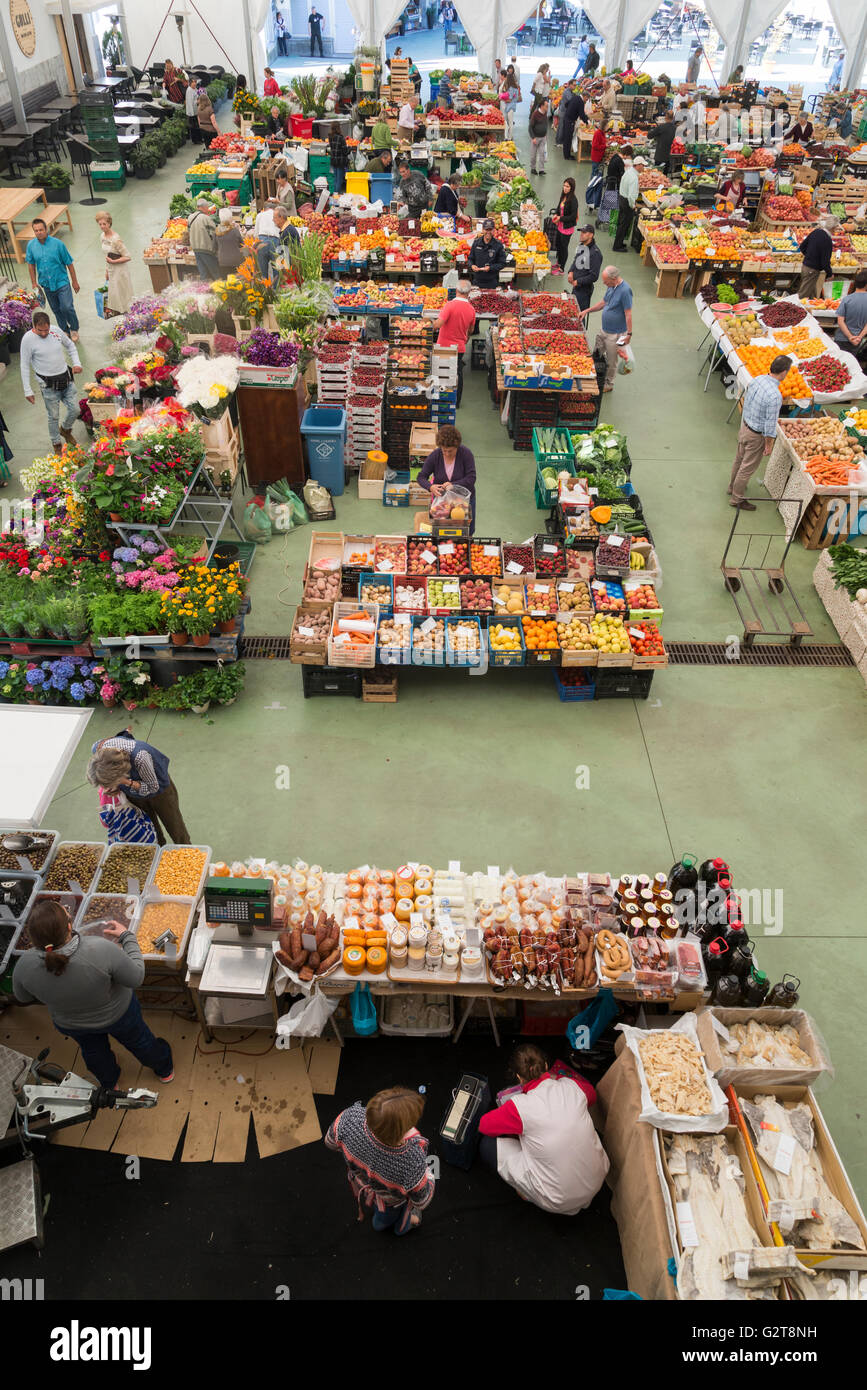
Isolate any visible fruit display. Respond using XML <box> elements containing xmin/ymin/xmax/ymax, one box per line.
<box><xmin>407</xmin><ymin>538</ymin><xmax>439</xmax><ymax>575</ymax></box>
<box><xmin>843</xmin><ymin>407</ymin><xmax>867</xmax><ymax>435</ymax></box>
<box><xmin>626</xmin><ymin>583</ymin><xmax>661</xmax><ymax>614</ymax></box>
<box><xmin>596</xmin><ymin>535</ymin><xmax>632</xmax><ymax>569</ymax></box>
<box><xmin>521</xmin><ymin>616</ymin><xmax>559</xmax><ymax>651</ymax></box>
<box><xmin>493</xmin><ymin>581</ymin><xmax>525</xmax><ymax>613</ymax></box>
<box><xmin>772</xmin><ymin>333</ymin><xmax>828</xmax><ymax>360</ymax></box>
<box><xmin>469</xmin><ymin>541</ymin><xmax>502</xmax><ymax>575</ymax></box>
<box><xmin>758</xmin><ymin>301</ymin><xmax>807</xmax><ymax>327</ymax></box>
<box><xmin>412</xmin><ymin>617</ymin><xmax>446</xmax><ymax>658</ymax></box>
<box><xmin>153</xmin><ymin>846</ymin><xmax>208</xmax><ymax>897</ymax></box>
<box><xmin>591</xmin><ymin>579</ymin><xmax>626</xmax><ymax>613</ymax></box>
<box><xmin>764</xmin><ymin>195</ymin><xmax>813</xmax><ymax>222</ymax></box>
<box><xmin>556</xmin><ymin>580</ymin><xmax>591</xmax><ymax>611</ymax></box>
<box><xmin>489</xmin><ymin>621</ymin><xmax>523</xmax><ymax>653</ymax></box>
<box><xmin>502</xmin><ymin>544</ymin><xmax>534</xmax><ymax>574</ymax></box>
<box><xmin>720</xmin><ymin>312</ymin><xmax>763</xmax><ymax>347</ymax></box>
<box><xmin>447</xmin><ymin>619</ymin><xmax>482</xmax><ymax>660</ymax></box>
<box><xmin>654</xmin><ymin>244</ymin><xmax>689</xmax><ymax>265</ymax></box>
<box><xmin>800</xmin><ymin>354</ymin><xmax>851</xmax><ymax>393</ymax></box>
<box><xmin>427</xmin><ymin>577</ymin><xmax>461</xmax><ymax>610</ymax></box>
<box><xmin>460</xmin><ymin>577</ymin><xmax>493</xmax><ymax>611</ymax></box>
<box><xmin>360</xmin><ymin>579</ymin><xmax>392</xmax><ymax>606</ymax></box>
<box><xmin>374</xmin><ymin>538</ymin><xmax>406</xmax><ymax>572</ymax></box>
<box><xmin>436</xmin><ymin>541</ymin><xmax>470</xmax><ymax>575</ymax></box>
<box><xmin>377</xmin><ymin>618</ymin><xmax>411</xmax><ymax>652</ymax></box>
<box><xmin>557</xmin><ymin>616</ymin><xmax>596</xmax><ymax>652</ymax></box>
<box><xmin>525</xmin><ymin>581</ymin><xmax>558</xmax><ymax>614</ymax></box>
<box><xmin>780</xmin><ymin>418</ymin><xmax>864</xmax><ymax>463</ymax></box>
<box><xmin>629</xmin><ymin>550</ymin><xmax>647</xmax><ymax>571</ymax></box>
<box><xmin>590</xmin><ymin>614</ymin><xmax>630</xmax><ymax>654</ymax></box>
<box><xmin>627</xmin><ymin>621</ymin><xmax>665</xmax><ymax>658</ymax></box>
<box><xmin>736</xmin><ymin>346</ymin><xmax>811</xmax><ymax>397</ymax></box>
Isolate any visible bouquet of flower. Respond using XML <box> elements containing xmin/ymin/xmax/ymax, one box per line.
<box><xmin>232</xmin><ymin>88</ymin><xmax>262</xmax><ymax>118</ymax></box>
<box><xmin>212</xmin><ymin>256</ymin><xmax>275</xmax><ymax>322</ymax></box>
<box><xmin>0</xmin><ymin>297</ymin><xmax>35</xmax><ymax>337</ymax></box>
<box><xmin>175</xmin><ymin>354</ymin><xmax>240</xmax><ymax>420</ymax></box>
<box><xmin>239</xmin><ymin>329</ymin><xmax>299</xmax><ymax>369</ymax></box>
<box><xmin>162</xmin><ymin>281</ymin><xmax>220</xmax><ymax>334</ymax></box>
<box><xmin>111</xmin><ymin>294</ymin><xmax>167</xmax><ymax>341</ymax></box>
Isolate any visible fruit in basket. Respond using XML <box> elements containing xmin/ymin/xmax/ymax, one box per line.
<box><xmin>460</xmin><ymin>577</ymin><xmax>493</xmax><ymax>611</ymax></box>
<box><xmin>493</xmin><ymin>582</ymin><xmax>525</xmax><ymax>614</ymax></box>
<box><xmin>557</xmin><ymin>581</ymin><xmax>591</xmax><ymax>611</ymax></box>
<box><xmin>590</xmin><ymin>615</ymin><xmax>630</xmax><ymax>654</ymax></box>
<box><xmin>522</xmin><ymin>616</ymin><xmax>559</xmax><ymax>651</ymax></box>
<box><xmin>489</xmin><ymin>622</ymin><xmax>522</xmax><ymax>652</ymax></box>
<box><xmin>436</xmin><ymin>541</ymin><xmax>470</xmax><ymax>576</ymax></box>
<box><xmin>525</xmin><ymin>582</ymin><xmax>558</xmax><ymax>614</ymax></box>
<box><xmin>469</xmin><ymin>542</ymin><xmax>502</xmax><ymax>575</ymax></box>
<box><xmin>557</xmin><ymin>617</ymin><xmax>596</xmax><ymax>651</ymax></box>
<box><xmin>627</xmin><ymin>584</ymin><xmax>660</xmax><ymax>611</ymax></box>
<box><xmin>407</xmin><ymin>538</ymin><xmax>438</xmax><ymax>575</ymax></box>
<box><xmin>627</xmin><ymin>620</ymin><xmax>665</xmax><ymax>656</ymax></box>
<box><xmin>427</xmin><ymin>578</ymin><xmax>461</xmax><ymax>609</ymax></box>
<box><xmin>629</xmin><ymin>551</ymin><xmax>646</xmax><ymax>570</ymax></box>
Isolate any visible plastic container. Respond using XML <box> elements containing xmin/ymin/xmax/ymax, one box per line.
<box><xmin>300</xmin><ymin>406</ymin><xmax>347</xmax><ymax>497</ymax></box>
<box><xmin>95</xmin><ymin>842</ymin><xmax>158</xmax><ymax>896</ymax></box>
<box><xmin>0</xmin><ymin>828</ymin><xmax>60</xmax><ymax>877</ymax></box>
<box><xmin>290</xmin><ymin>114</ymin><xmax>314</xmax><ymax>138</ymax></box>
<box><xmin>369</xmin><ymin>172</ymin><xmax>394</xmax><ymax>205</ymax></box>
<box><xmin>345</xmin><ymin>171</ymin><xmax>370</xmax><ymax>198</ymax></box>
<box><xmin>149</xmin><ymin>844</ymin><xmax>212</xmax><ymax>900</ymax></box>
<box><xmin>379</xmin><ymin>992</ymin><xmax>454</xmax><ymax>1036</ymax></box>
<box><xmin>135</xmin><ymin>890</ymin><xmax>198</xmax><ymax>962</ymax></box>
<box><xmin>13</xmin><ymin>890</ymin><xmax>86</xmax><ymax>956</ymax></box>
<box><xmin>78</xmin><ymin>893</ymin><xmax>140</xmax><ymax>936</ymax></box>
<box><xmin>42</xmin><ymin>841</ymin><xmax>107</xmax><ymax>894</ymax></box>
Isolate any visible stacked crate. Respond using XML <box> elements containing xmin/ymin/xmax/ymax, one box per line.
<box><xmin>316</xmin><ymin>345</ymin><xmax>353</xmax><ymax>405</ymax></box>
<box><xmin>386</xmin><ymin>322</ymin><xmax>432</xmax><ymax>467</ymax></box>
<box><xmin>346</xmin><ymin>346</ymin><xmax>386</xmax><ymax>472</ymax></box>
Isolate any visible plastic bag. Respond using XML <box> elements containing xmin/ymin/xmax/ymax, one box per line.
<box><xmin>429</xmin><ymin>483</ymin><xmax>471</xmax><ymax>522</ymax></box>
<box><xmin>618</xmin><ymin>1014</ymin><xmax>728</xmax><ymax>1132</ymax></box>
<box><xmin>243</xmin><ymin>498</ymin><xmax>272</xmax><ymax>543</ymax></box>
<box><xmin>351</xmin><ymin>982</ymin><xmax>377</xmax><ymax>1036</ymax></box>
<box><xmin>276</xmin><ymin>984</ymin><xmax>338</xmax><ymax>1038</ymax></box>
<box><xmin>618</xmin><ymin>343</ymin><xmax>636</xmax><ymax>374</ymax></box>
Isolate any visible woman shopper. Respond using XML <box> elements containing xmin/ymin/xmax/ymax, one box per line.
<box><xmin>87</xmin><ymin>729</ymin><xmax>190</xmax><ymax>846</ymax></box>
<box><xmin>553</xmin><ymin>175</ymin><xmax>579</xmax><ymax>274</ymax></box>
<box><xmin>95</xmin><ymin>213</ymin><xmax>133</xmax><ymax>316</ymax></box>
<box><xmin>478</xmin><ymin>1044</ymin><xmax>609</xmax><ymax>1215</ymax></box>
<box><xmin>215</xmin><ymin>207</ymin><xmax>246</xmax><ymax>270</ymax></box>
<box><xmin>499</xmin><ymin>68</ymin><xmax>520</xmax><ymax>138</ymax></box>
<box><xmin>197</xmin><ymin>88</ymin><xmax>219</xmax><ymax>143</ymax></box>
<box><xmin>529</xmin><ymin>98</ymin><xmax>549</xmax><ymax>175</ymax></box>
<box><xmin>12</xmin><ymin>900</ymin><xmax>173</xmax><ymax>1089</ymax></box>
<box><xmin>325</xmin><ymin>1086</ymin><xmax>435</xmax><ymax>1234</ymax></box>
<box><xmin>417</xmin><ymin>423</ymin><xmax>476</xmax><ymax>531</ymax></box>
<box><xmin>531</xmin><ymin>63</ymin><xmax>551</xmax><ymax>110</ymax></box>
<box><xmin>328</xmin><ymin>122</ymin><xmax>350</xmax><ymax>192</ymax></box>
<box><xmin>162</xmin><ymin>58</ymin><xmax>186</xmax><ymax>105</ymax></box>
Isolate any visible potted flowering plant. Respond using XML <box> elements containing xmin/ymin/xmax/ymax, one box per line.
<box><xmin>100</xmin><ymin>655</ymin><xmax>152</xmax><ymax>708</ymax></box>
<box><xmin>0</xmin><ymin>297</ymin><xmax>37</xmax><ymax>354</ymax></box>
<box><xmin>0</xmin><ymin>659</ymin><xmax>27</xmax><ymax>703</ymax></box>
<box><xmin>238</xmin><ymin>329</ymin><xmax>299</xmax><ymax>384</ymax></box>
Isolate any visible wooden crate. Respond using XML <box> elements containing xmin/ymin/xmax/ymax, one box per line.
<box><xmin>363</xmin><ymin>671</ymin><xmax>398</xmax><ymax>702</ymax></box>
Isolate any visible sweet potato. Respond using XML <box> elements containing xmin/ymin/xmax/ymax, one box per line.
<box><xmin>308</xmin><ymin>951</ymin><xmax>321</xmax><ymax>970</ymax></box>
<box><xmin>298</xmin><ymin>965</ymin><xmax>315</xmax><ymax>981</ymax></box>
<box><xmin>317</xmin><ymin>948</ymin><xmax>340</xmax><ymax>974</ymax></box>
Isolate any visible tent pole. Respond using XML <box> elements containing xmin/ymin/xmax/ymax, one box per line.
<box><xmin>0</xmin><ymin>14</ymin><xmax>26</xmax><ymax>121</ymax></box>
<box><xmin>241</xmin><ymin>0</ymin><xmax>258</xmax><ymax>90</ymax></box>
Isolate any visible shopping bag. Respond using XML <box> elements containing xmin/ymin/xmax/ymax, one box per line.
<box><xmin>350</xmin><ymin>983</ymin><xmax>377</xmax><ymax>1036</ymax></box>
<box><xmin>617</xmin><ymin>343</ymin><xmax>636</xmax><ymax>374</ymax></box>
<box><xmin>543</xmin><ymin>208</ymin><xmax>559</xmax><ymax>248</ymax></box>
<box><xmin>585</xmin><ymin>172</ymin><xmax>603</xmax><ymax>209</ymax></box>
<box><xmin>276</xmin><ymin>983</ymin><xmax>338</xmax><ymax>1039</ymax></box>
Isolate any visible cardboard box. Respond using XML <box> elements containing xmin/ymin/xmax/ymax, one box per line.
<box><xmin>358</xmin><ymin>453</ymin><xmax>387</xmax><ymax>501</ymax></box>
<box><xmin>734</xmin><ymin>1084</ymin><xmax>867</xmax><ymax>1271</ymax></box>
<box><xmin>697</xmin><ymin>1007</ymin><xmax>832</xmax><ymax>1088</ymax></box>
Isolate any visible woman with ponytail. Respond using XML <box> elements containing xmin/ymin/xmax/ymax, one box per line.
<box><xmin>12</xmin><ymin>900</ymin><xmax>173</xmax><ymax>1089</ymax></box>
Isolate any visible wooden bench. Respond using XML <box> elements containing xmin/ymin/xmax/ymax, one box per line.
<box><xmin>12</xmin><ymin>204</ymin><xmax>74</xmax><ymax>260</ymax></box>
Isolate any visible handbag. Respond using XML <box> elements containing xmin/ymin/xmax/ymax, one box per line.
<box><xmin>543</xmin><ymin>207</ymin><xmax>559</xmax><ymax>248</ymax></box>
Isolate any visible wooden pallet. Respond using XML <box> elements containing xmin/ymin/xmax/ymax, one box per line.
<box><xmin>362</xmin><ymin>672</ymin><xmax>398</xmax><ymax>702</ymax></box>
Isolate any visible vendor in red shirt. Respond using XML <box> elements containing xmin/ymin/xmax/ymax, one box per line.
<box><xmin>435</xmin><ymin>278</ymin><xmax>476</xmax><ymax>406</ymax></box>
<box><xmin>478</xmin><ymin>1044</ymin><xmax>609</xmax><ymax>1216</ymax></box>
<box><xmin>263</xmin><ymin>68</ymin><xmax>280</xmax><ymax>97</ymax></box>
<box><xmin>590</xmin><ymin>123</ymin><xmax>607</xmax><ymax>175</ymax></box>
<box><xmin>717</xmin><ymin>167</ymin><xmax>746</xmax><ymax>210</ymax></box>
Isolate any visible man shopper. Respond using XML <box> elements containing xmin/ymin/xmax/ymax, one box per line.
<box><xmin>567</xmin><ymin>225</ymin><xmax>603</xmax><ymax>313</ymax></box>
<box><xmin>797</xmin><ymin>215</ymin><xmax>836</xmax><ymax>299</ymax></box>
<box><xmin>612</xmin><ymin>149</ymin><xmax>641</xmax><ymax>251</ymax></box>
<box><xmin>652</xmin><ymin>111</ymin><xmax>678</xmax><ymax>173</ymax></box>
<box><xmin>308</xmin><ymin>7</ymin><xmax>324</xmax><ymax>56</ymax></box>
<box><xmin>396</xmin><ymin>159</ymin><xmax>434</xmax><ymax>221</ymax></box>
<box><xmin>584</xmin><ymin>43</ymin><xmax>600</xmax><ymax>77</ymax></box>
<box><xmin>834</xmin><ymin>270</ymin><xmax>867</xmax><ymax>359</ymax></box>
<box><xmin>20</xmin><ymin>310</ymin><xmax>83</xmax><ymax>454</ymax></box>
<box><xmin>435</xmin><ymin>278</ymin><xmax>476</xmax><ymax>406</ymax></box>
<box><xmin>727</xmin><ymin>355</ymin><xmax>792</xmax><ymax>510</ymax></box>
<box><xmin>365</xmin><ymin>147</ymin><xmax>394</xmax><ymax>174</ymax></box>
<box><xmin>578</xmin><ymin>265</ymin><xmax>633</xmax><ymax>394</ymax></box>
<box><xmin>468</xmin><ymin>217</ymin><xmax>508</xmax><ymax>287</ymax></box>
<box><xmin>434</xmin><ymin>172</ymin><xmax>462</xmax><ymax>217</ymax></box>
<box><xmin>26</xmin><ymin>219</ymin><xmax>80</xmax><ymax>341</ymax></box>
<box><xmin>187</xmin><ymin>196</ymin><xmax>219</xmax><ymax>281</ymax></box>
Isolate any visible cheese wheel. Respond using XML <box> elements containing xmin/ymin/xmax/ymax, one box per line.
<box><xmin>346</xmin><ymin>871</ymin><xmax>363</xmax><ymax>886</ymax></box>
<box><xmin>395</xmin><ymin>898</ymin><xmax>414</xmax><ymax>921</ymax></box>
<box><xmin>361</xmin><ymin>913</ymin><xmax>380</xmax><ymax>931</ymax></box>
<box><xmin>342</xmin><ymin>946</ymin><xmax>366</xmax><ymax>975</ymax></box>
<box><xmin>414</xmin><ymin>877</ymin><xmax>433</xmax><ymax>896</ymax></box>
<box><xmin>415</xmin><ymin>864</ymin><xmax>433</xmax><ymax>881</ymax></box>
<box><xmin>366</xmin><ymin>946</ymin><xmax>387</xmax><ymax>974</ymax></box>
<box><xmin>346</xmin><ymin>882</ymin><xmax>363</xmax><ymax>900</ymax></box>
<box><xmin>342</xmin><ymin>930</ymin><xmax>365</xmax><ymax>945</ymax></box>
<box><xmin>380</xmin><ymin>870</ymin><xmax>396</xmax><ymax>887</ymax></box>
<box><xmin>365</xmin><ymin>932</ymin><xmax>388</xmax><ymax>947</ymax></box>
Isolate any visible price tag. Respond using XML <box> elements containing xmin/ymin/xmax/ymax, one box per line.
<box><xmin>377</xmin><ymin>557</ymin><xmax>393</xmax><ymax>570</ymax></box>
<box><xmin>301</xmin><ymin>931</ymin><xmax>317</xmax><ymax>952</ymax></box>
<box><xmin>410</xmin><ymin>912</ymin><xmax>424</xmax><ymax>931</ymax></box>
<box><xmin>591</xmin><ymin>580</ymin><xmax>606</xmax><ymax>590</ymax></box>
<box><xmin>448</xmin><ymin>860</ymin><xmax>461</xmax><ymax>873</ymax></box>
<box><xmin>421</xmin><ymin>617</ymin><xmax>436</xmax><ymax>634</ymax></box>
<box><xmin>733</xmin><ymin>1251</ymin><xmax>751</xmax><ymax>1282</ymax></box>
<box><xmin>483</xmin><ymin>545</ymin><xmax>498</xmax><ymax>557</ymax></box>
<box><xmin>343</xmin><ymin>915</ymin><xmax>360</xmax><ymax>934</ymax></box>
<box><xmin>333</xmin><ymin>632</ymin><xmax>350</xmax><ymax>645</ymax></box>
<box><xmin>543</xmin><ymin>544</ymin><xmax>558</xmax><ymax>554</ymax></box>
<box><xmin>676</xmin><ymin>1201</ymin><xmax>700</xmax><ymax>1248</ymax></box>
<box><xmin>506</xmin><ymin>560</ymin><xmax>524</xmax><ymax>574</ymax></box>
<box><xmin>443</xmin><ymin>581</ymin><xmax>459</xmax><ymax>592</ymax></box>
<box><xmin>589</xmin><ymin>487</ymin><xmax>598</xmax><ymax>496</ymax></box>
<box><xmin>487</xmin><ymin>865</ymin><xmax>500</xmax><ymax>879</ymax></box>
<box><xmin>501</xmin><ymin>211</ymin><xmax>509</xmax><ymax>225</ymax></box>
<box><xmin>607</xmin><ymin>535</ymin><xmax>625</xmax><ymax>548</ymax></box>
<box><xmin>394</xmin><ymin>612</ymin><xmax>411</xmax><ymax>625</ymax></box>
<box><xmin>772</xmin><ymin>1133</ymin><xmax>798</xmax><ymax>1176</ymax></box>
<box><xmin>298</xmin><ymin>626</ymin><xmax>316</xmax><ymax>638</ymax></box>
<box><xmin>439</xmin><ymin>542</ymin><xmax>455</xmax><ymax>555</ymax></box>
<box><xmin>408</xmin><ymin>219</ymin><xmax>416</xmax><ymax>230</ymax></box>
<box><xmin>629</xmin><ymin>627</ymin><xmax>644</xmax><ymax>640</ymax></box>
<box><xmin>533</xmin><ymin>582</ymin><xmax>550</xmax><ymax>593</ymax></box>
<box><xmin>421</xmin><ymin>548</ymin><xmax>436</xmax><ymax>564</ymax></box>
<box><xmin>559</xmin><ymin>582</ymin><xmax>575</xmax><ymax>593</ymax></box>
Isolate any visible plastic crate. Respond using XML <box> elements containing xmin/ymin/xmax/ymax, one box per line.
<box><xmin>488</xmin><ymin>616</ymin><xmax>525</xmax><ymax>667</ymax></box>
<box><xmin>291</xmin><ymin>115</ymin><xmax>315</xmax><ymax>138</ymax></box>
<box><xmin>358</xmin><ymin>571</ymin><xmax>393</xmax><ymax>612</ymax></box>
<box><xmin>446</xmin><ymin>616</ymin><xmax>483</xmax><ymax>667</ymax></box>
<box><xmin>555</xmin><ymin>669</ymin><xmax>596</xmax><ymax>701</ymax></box>
<box><xmin>411</xmin><ymin>614</ymin><xmax>447</xmax><ymax>666</ymax></box>
<box><xmin>594</xmin><ymin>668</ymin><xmax>654</xmax><ymax>700</ymax></box>
<box><xmin>42</xmin><ymin>841</ymin><xmax>107</xmax><ymax>894</ymax></box>
<box><xmin>329</xmin><ymin>599</ymin><xmax>380</xmax><ymax>668</ymax></box>
<box><xmin>379</xmin><ymin>993</ymin><xmax>454</xmax><ymax>1036</ymax></box>
<box><xmin>0</xmin><ymin>829</ymin><xmax>60</xmax><ymax>878</ymax></box>
<box><xmin>149</xmin><ymin>845</ymin><xmax>212</xmax><ymax>900</ymax></box>
<box><xmin>302</xmin><ymin>664</ymin><xmax>362</xmax><ymax>697</ymax></box>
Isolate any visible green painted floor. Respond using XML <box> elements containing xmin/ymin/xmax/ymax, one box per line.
<box><xmin>2</xmin><ymin>115</ymin><xmax>866</xmax><ymax>1200</ymax></box>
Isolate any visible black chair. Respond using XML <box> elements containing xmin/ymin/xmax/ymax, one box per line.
<box><xmin>66</xmin><ymin>137</ymin><xmax>106</xmax><ymax>205</ymax></box>
<box><xmin>33</xmin><ymin>123</ymin><xmax>62</xmax><ymax>165</ymax></box>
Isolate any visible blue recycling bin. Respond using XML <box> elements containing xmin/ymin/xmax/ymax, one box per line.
<box><xmin>369</xmin><ymin>172</ymin><xmax>394</xmax><ymax>206</ymax></box>
<box><xmin>300</xmin><ymin>406</ymin><xmax>346</xmax><ymax>497</ymax></box>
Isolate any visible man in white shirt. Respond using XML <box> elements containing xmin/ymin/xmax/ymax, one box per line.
<box><xmin>185</xmin><ymin>79</ymin><xmax>200</xmax><ymax>144</ymax></box>
<box><xmin>612</xmin><ymin>152</ymin><xmax>642</xmax><ymax>251</ymax></box>
<box><xmin>20</xmin><ymin>310</ymin><xmax>83</xmax><ymax>454</ymax></box>
<box><xmin>397</xmin><ymin>99</ymin><xmax>415</xmax><ymax>144</ymax></box>
<box><xmin>254</xmin><ymin>201</ymin><xmax>280</xmax><ymax>239</ymax></box>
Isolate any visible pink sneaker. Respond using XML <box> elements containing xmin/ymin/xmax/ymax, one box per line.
<box><xmin>157</xmin><ymin>1070</ymin><xmax>174</xmax><ymax>1083</ymax></box>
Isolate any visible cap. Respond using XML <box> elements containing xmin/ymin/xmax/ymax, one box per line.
<box><xmin>482</xmin><ymin>217</ymin><xmax>495</xmax><ymax>230</ymax></box>
<box><xmin>633</xmin><ymin>156</ymin><xmax>648</xmax><ymax>165</ymax></box>
<box><xmin>579</xmin><ymin>223</ymin><xmax>595</xmax><ymax>234</ymax></box>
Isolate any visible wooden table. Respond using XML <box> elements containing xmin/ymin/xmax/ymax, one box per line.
<box><xmin>10</xmin><ymin>202</ymin><xmax>73</xmax><ymax>263</ymax></box>
<box><xmin>0</xmin><ymin>188</ymin><xmax>47</xmax><ymax>264</ymax></box>
<box><xmin>2</xmin><ymin>122</ymin><xmax>49</xmax><ymax>138</ymax></box>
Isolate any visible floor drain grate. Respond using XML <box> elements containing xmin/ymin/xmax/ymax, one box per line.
<box><xmin>666</xmin><ymin>642</ymin><xmax>854</xmax><ymax>668</ymax></box>
<box><xmin>240</xmin><ymin>636</ymin><xmax>294</xmax><ymax>659</ymax></box>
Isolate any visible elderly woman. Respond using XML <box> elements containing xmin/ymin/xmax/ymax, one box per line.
<box><xmin>162</xmin><ymin>58</ymin><xmax>186</xmax><ymax>105</ymax></box>
<box><xmin>95</xmin><ymin>212</ymin><xmax>133</xmax><ymax>315</ymax></box>
<box><xmin>417</xmin><ymin>424</ymin><xmax>477</xmax><ymax>533</ymax></box>
<box><xmin>87</xmin><ymin>727</ymin><xmax>189</xmax><ymax>846</ymax></box>
<box><xmin>215</xmin><ymin>207</ymin><xmax>246</xmax><ymax>270</ymax></box>
<box><xmin>531</xmin><ymin>63</ymin><xmax>551</xmax><ymax>109</ymax></box>
<box><xmin>13</xmin><ymin>899</ymin><xmax>173</xmax><ymax>1089</ymax></box>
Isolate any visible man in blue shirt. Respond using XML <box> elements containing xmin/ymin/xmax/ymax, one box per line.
<box><xmin>727</xmin><ymin>354</ymin><xmax>792</xmax><ymax>509</ymax></box>
<box><xmin>828</xmin><ymin>52</ymin><xmax>844</xmax><ymax>91</ymax></box>
<box><xmin>26</xmin><ymin>218</ymin><xmax>80</xmax><ymax>341</ymax></box>
<box><xmin>577</xmin><ymin>265</ymin><xmax>633</xmax><ymax>393</ymax></box>
<box><xmin>835</xmin><ymin>271</ymin><xmax>867</xmax><ymax>359</ymax></box>
<box><xmin>571</xmin><ymin>36</ymin><xmax>589</xmax><ymax>80</ymax></box>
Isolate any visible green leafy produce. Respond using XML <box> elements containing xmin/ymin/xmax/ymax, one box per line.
<box><xmin>716</xmin><ymin>284</ymin><xmax>738</xmax><ymax>304</ymax></box>
<box><xmin>828</xmin><ymin>544</ymin><xmax>867</xmax><ymax>598</ymax></box>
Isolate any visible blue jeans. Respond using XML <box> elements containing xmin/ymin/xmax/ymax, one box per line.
<box><xmin>62</xmin><ymin>993</ymin><xmax>172</xmax><ymax>1089</ymax></box>
<box><xmin>193</xmin><ymin>249</ymin><xmax>220</xmax><ymax>282</ymax></box>
<box><xmin>256</xmin><ymin>236</ymin><xmax>280</xmax><ymax>277</ymax></box>
<box><xmin>40</xmin><ymin>377</ymin><xmax>80</xmax><ymax>445</ymax></box>
<box><xmin>43</xmin><ymin>280</ymin><xmax>79</xmax><ymax>335</ymax></box>
<box><xmin>372</xmin><ymin>1201</ymin><xmax>415</xmax><ymax>1235</ymax></box>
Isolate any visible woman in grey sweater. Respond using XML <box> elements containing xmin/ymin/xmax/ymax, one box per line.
<box><xmin>13</xmin><ymin>900</ymin><xmax>173</xmax><ymax>1089</ymax></box>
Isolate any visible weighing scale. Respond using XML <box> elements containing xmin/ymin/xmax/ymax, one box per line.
<box><xmin>204</xmin><ymin>877</ymin><xmax>274</xmax><ymax>931</ymax></box>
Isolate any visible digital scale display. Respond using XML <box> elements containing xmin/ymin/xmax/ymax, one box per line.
<box><xmin>204</xmin><ymin>879</ymin><xmax>272</xmax><ymax>927</ymax></box>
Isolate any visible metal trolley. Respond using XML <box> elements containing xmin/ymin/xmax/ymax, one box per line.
<box><xmin>721</xmin><ymin>497</ymin><xmax>812</xmax><ymax>646</ymax></box>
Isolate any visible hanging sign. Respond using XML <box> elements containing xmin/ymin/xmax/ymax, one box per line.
<box><xmin>10</xmin><ymin>0</ymin><xmax>36</xmax><ymax>58</ymax></box>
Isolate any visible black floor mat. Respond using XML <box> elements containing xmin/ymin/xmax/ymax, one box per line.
<box><xmin>2</xmin><ymin>1035</ymin><xmax>626</xmax><ymax>1300</ymax></box>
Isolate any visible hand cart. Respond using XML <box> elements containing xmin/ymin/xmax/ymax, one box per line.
<box><xmin>721</xmin><ymin>497</ymin><xmax>813</xmax><ymax>646</ymax></box>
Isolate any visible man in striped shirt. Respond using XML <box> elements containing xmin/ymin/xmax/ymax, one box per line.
<box><xmin>728</xmin><ymin>355</ymin><xmax>792</xmax><ymax>510</ymax></box>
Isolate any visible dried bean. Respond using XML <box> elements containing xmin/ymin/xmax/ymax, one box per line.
<box><xmin>97</xmin><ymin>844</ymin><xmax>156</xmax><ymax>894</ymax></box>
<box><xmin>44</xmin><ymin>843</ymin><xmax>101</xmax><ymax>892</ymax></box>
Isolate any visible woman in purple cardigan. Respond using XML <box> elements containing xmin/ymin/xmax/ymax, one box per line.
<box><xmin>417</xmin><ymin>424</ymin><xmax>477</xmax><ymax>533</ymax></box>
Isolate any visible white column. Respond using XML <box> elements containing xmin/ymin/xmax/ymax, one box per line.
<box><xmin>242</xmin><ymin>0</ymin><xmax>258</xmax><ymax>88</ymax></box>
<box><xmin>0</xmin><ymin>15</ymin><xmax>26</xmax><ymax>123</ymax></box>
<box><xmin>116</xmin><ymin>3</ymin><xmax>134</xmax><ymax>73</ymax></box>
<box><xmin>61</xmin><ymin>0</ymin><xmax>86</xmax><ymax>90</ymax></box>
